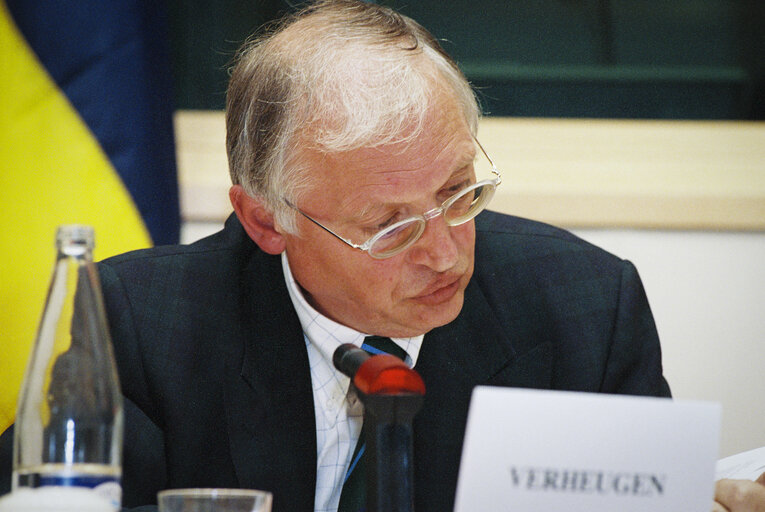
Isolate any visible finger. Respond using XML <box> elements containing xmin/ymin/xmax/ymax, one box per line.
<box><xmin>716</xmin><ymin>478</ymin><xmax>765</xmax><ymax>512</ymax></box>
<box><xmin>711</xmin><ymin>500</ymin><xmax>730</xmax><ymax>512</ymax></box>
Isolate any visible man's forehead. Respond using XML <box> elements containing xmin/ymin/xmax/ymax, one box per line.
<box><xmin>318</xmin><ymin>132</ymin><xmax>475</xmax><ymax>172</ymax></box>
<box><xmin>294</xmin><ymin>86</ymin><xmax>477</xmax><ymax>204</ymax></box>
<box><xmin>307</xmin><ymin>136</ymin><xmax>475</xmax><ymax>193</ymax></box>
<box><xmin>303</xmin><ymin>138</ymin><xmax>473</xmax><ymax>221</ymax></box>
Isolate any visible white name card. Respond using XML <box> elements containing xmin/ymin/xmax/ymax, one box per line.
<box><xmin>454</xmin><ymin>387</ymin><xmax>721</xmax><ymax>512</ymax></box>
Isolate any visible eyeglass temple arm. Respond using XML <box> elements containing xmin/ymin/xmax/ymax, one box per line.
<box><xmin>473</xmin><ymin>137</ymin><xmax>502</xmax><ymax>185</ymax></box>
<box><xmin>283</xmin><ymin>199</ymin><xmax>367</xmax><ymax>250</ymax></box>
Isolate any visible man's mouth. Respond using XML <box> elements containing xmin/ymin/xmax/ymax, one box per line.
<box><xmin>411</xmin><ymin>274</ymin><xmax>463</xmax><ymax>306</ymax></box>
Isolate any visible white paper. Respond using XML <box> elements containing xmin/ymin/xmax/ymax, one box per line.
<box><xmin>454</xmin><ymin>387</ymin><xmax>721</xmax><ymax>512</ymax></box>
<box><xmin>716</xmin><ymin>446</ymin><xmax>765</xmax><ymax>481</ymax></box>
<box><xmin>0</xmin><ymin>487</ymin><xmax>114</xmax><ymax>512</ymax></box>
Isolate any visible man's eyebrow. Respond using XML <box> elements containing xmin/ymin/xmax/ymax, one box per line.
<box><xmin>352</xmin><ymin>201</ymin><xmax>401</xmax><ymax>225</ymax></box>
<box><xmin>346</xmin><ymin>144</ymin><xmax>478</xmax><ymax>224</ymax></box>
<box><xmin>450</xmin><ymin>147</ymin><xmax>477</xmax><ymax>174</ymax></box>
<box><xmin>445</xmin><ymin>149</ymin><xmax>478</xmax><ymax>180</ymax></box>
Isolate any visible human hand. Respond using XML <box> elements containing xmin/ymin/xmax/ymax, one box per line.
<box><xmin>713</xmin><ymin>472</ymin><xmax>765</xmax><ymax>511</ymax></box>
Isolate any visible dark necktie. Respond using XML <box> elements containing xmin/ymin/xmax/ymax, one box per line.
<box><xmin>337</xmin><ymin>336</ymin><xmax>407</xmax><ymax>512</ymax></box>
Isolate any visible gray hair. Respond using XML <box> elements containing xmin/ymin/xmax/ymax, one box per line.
<box><xmin>225</xmin><ymin>0</ymin><xmax>480</xmax><ymax>233</ymax></box>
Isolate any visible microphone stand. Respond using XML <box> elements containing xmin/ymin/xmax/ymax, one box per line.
<box><xmin>333</xmin><ymin>344</ymin><xmax>426</xmax><ymax>512</ymax></box>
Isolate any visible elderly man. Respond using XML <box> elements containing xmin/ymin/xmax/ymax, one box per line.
<box><xmin>1</xmin><ymin>1</ymin><xmax>761</xmax><ymax>511</ymax></box>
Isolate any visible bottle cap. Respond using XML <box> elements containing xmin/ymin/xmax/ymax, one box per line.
<box><xmin>56</xmin><ymin>225</ymin><xmax>95</xmax><ymax>255</ymax></box>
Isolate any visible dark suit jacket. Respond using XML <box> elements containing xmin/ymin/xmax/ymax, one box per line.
<box><xmin>0</xmin><ymin>211</ymin><xmax>670</xmax><ymax>511</ymax></box>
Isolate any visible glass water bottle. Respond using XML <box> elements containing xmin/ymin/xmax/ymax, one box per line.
<box><xmin>13</xmin><ymin>225</ymin><xmax>123</xmax><ymax>509</ymax></box>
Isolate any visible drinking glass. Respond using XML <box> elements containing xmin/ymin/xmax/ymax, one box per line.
<box><xmin>157</xmin><ymin>488</ymin><xmax>272</xmax><ymax>512</ymax></box>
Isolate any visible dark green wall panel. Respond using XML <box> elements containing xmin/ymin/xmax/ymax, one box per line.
<box><xmin>166</xmin><ymin>0</ymin><xmax>765</xmax><ymax>119</ymax></box>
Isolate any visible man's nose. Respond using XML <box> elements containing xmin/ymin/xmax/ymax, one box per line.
<box><xmin>407</xmin><ymin>215</ymin><xmax>460</xmax><ymax>271</ymax></box>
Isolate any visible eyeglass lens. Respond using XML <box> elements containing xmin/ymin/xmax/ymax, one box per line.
<box><xmin>368</xmin><ymin>182</ymin><xmax>494</xmax><ymax>258</ymax></box>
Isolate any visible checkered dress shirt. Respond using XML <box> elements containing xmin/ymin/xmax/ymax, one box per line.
<box><xmin>281</xmin><ymin>253</ymin><xmax>424</xmax><ymax>512</ymax></box>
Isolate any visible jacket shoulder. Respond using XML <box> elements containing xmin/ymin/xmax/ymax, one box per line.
<box><xmin>475</xmin><ymin>210</ymin><xmax>619</xmax><ymax>265</ymax></box>
<box><xmin>99</xmin><ymin>214</ymin><xmax>251</xmax><ymax>270</ymax></box>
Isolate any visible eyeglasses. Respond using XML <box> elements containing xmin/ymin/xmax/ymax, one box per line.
<box><xmin>284</xmin><ymin>138</ymin><xmax>501</xmax><ymax>259</ymax></box>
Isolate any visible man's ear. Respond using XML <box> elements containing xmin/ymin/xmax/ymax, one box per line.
<box><xmin>229</xmin><ymin>185</ymin><xmax>286</xmax><ymax>255</ymax></box>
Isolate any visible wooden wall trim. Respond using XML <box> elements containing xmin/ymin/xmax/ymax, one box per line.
<box><xmin>175</xmin><ymin>111</ymin><xmax>765</xmax><ymax>231</ymax></box>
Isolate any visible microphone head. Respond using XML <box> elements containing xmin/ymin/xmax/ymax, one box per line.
<box><xmin>354</xmin><ymin>355</ymin><xmax>425</xmax><ymax>396</ymax></box>
<box><xmin>333</xmin><ymin>344</ymin><xmax>425</xmax><ymax>396</ymax></box>
<box><xmin>333</xmin><ymin>343</ymin><xmax>370</xmax><ymax>379</ymax></box>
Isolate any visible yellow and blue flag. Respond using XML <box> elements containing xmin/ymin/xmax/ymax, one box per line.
<box><xmin>0</xmin><ymin>0</ymin><xmax>180</xmax><ymax>433</ymax></box>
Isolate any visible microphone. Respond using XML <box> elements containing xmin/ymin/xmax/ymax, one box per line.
<box><xmin>333</xmin><ymin>343</ymin><xmax>425</xmax><ymax>396</ymax></box>
<box><xmin>333</xmin><ymin>343</ymin><xmax>425</xmax><ymax>512</ymax></box>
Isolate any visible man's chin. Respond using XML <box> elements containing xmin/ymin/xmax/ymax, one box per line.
<box><xmin>396</xmin><ymin>289</ymin><xmax>465</xmax><ymax>336</ymax></box>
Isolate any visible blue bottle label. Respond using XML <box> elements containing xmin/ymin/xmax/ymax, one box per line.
<box><xmin>27</xmin><ymin>473</ymin><xmax>117</xmax><ymax>487</ymax></box>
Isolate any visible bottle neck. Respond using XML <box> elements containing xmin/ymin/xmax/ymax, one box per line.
<box><xmin>58</xmin><ymin>245</ymin><xmax>93</xmax><ymax>259</ymax></box>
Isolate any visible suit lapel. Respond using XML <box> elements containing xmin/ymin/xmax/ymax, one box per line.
<box><xmin>416</xmin><ymin>277</ymin><xmax>553</xmax><ymax>397</ymax></box>
<box><xmin>412</xmin><ymin>278</ymin><xmax>553</xmax><ymax>511</ymax></box>
<box><xmin>223</xmin><ymin>250</ymin><xmax>317</xmax><ymax>511</ymax></box>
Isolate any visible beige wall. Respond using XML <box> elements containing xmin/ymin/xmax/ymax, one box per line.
<box><xmin>572</xmin><ymin>228</ymin><xmax>765</xmax><ymax>458</ymax></box>
<box><xmin>176</xmin><ymin>111</ymin><xmax>765</xmax><ymax>231</ymax></box>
